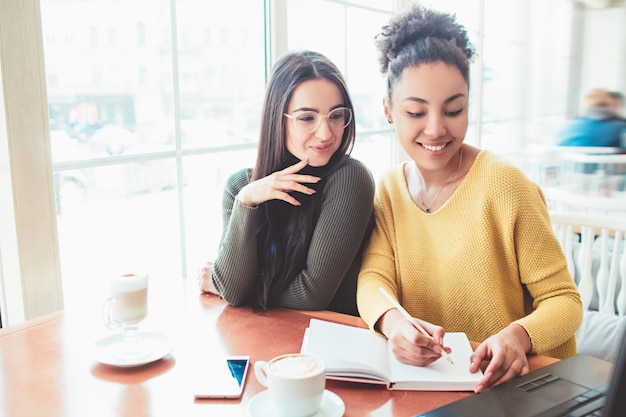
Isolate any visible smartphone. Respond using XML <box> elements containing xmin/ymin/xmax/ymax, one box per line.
<box><xmin>192</xmin><ymin>355</ymin><xmax>250</xmax><ymax>399</ymax></box>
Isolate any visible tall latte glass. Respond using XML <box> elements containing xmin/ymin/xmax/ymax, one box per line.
<box><xmin>254</xmin><ymin>353</ymin><xmax>325</xmax><ymax>417</ymax></box>
<box><xmin>102</xmin><ymin>273</ymin><xmax>149</xmax><ymax>360</ymax></box>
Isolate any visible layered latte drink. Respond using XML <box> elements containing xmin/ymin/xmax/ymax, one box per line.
<box><xmin>108</xmin><ymin>273</ymin><xmax>148</xmax><ymax>328</ymax></box>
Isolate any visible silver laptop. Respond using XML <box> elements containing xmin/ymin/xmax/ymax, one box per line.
<box><xmin>417</xmin><ymin>330</ymin><xmax>626</xmax><ymax>417</ymax></box>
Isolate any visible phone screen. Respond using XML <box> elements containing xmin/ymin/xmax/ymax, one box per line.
<box><xmin>193</xmin><ymin>355</ymin><xmax>250</xmax><ymax>399</ymax></box>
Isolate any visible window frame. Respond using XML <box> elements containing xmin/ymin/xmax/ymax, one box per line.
<box><xmin>0</xmin><ymin>0</ymin><xmax>63</xmax><ymax>325</ymax></box>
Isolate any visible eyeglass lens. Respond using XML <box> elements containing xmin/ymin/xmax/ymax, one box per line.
<box><xmin>294</xmin><ymin>108</ymin><xmax>351</xmax><ymax>132</ymax></box>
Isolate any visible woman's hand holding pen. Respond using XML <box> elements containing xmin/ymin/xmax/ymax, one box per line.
<box><xmin>380</xmin><ymin>308</ymin><xmax>451</xmax><ymax>367</ymax></box>
<box><xmin>470</xmin><ymin>324</ymin><xmax>531</xmax><ymax>393</ymax></box>
<box><xmin>237</xmin><ymin>159</ymin><xmax>320</xmax><ymax>207</ymax></box>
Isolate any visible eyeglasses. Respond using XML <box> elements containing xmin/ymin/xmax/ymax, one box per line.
<box><xmin>284</xmin><ymin>107</ymin><xmax>352</xmax><ymax>133</ymax></box>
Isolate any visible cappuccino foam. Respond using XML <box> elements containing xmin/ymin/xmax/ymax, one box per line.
<box><xmin>110</xmin><ymin>273</ymin><xmax>148</xmax><ymax>292</ymax></box>
<box><xmin>269</xmin><ymin>355</ymin><xmax>324</xmax><ymax>379</ymax></box>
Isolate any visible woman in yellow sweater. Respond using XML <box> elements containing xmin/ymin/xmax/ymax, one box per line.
<box><xmin>356</xmin><ymin>5</ymin><xmax>582</xmax><ymax>393</ymax></box>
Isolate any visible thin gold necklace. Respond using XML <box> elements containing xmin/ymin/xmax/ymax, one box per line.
<box><xmin>418</xmin><ymin>148</ymin><xmax>463</xmax><ymax>213</ymax></box>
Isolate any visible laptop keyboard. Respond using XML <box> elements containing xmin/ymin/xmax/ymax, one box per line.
<box><xmin>517</xmin><ymin>373</ymin><xmax>561</xmax><ymax>392</ymax></box>
<box><xmin>519</xmin><ymin>374</ymin><xmax>608</xmax><ymax>417</ymax></box>
<box><xmin>547</xmin><ymin>384</ymin><xmax>609</xmax><ymax>417</ymax></box>
<box><xmin>563</xmin><ymin>389</ymin><xmax>606</xmax><ymax>417</ymax></box>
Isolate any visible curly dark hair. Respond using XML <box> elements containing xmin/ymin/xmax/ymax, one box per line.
<box><xmin>375</xmin><ymin>5</ymin><xmax>476</xmax><ymax>99</ymax></box>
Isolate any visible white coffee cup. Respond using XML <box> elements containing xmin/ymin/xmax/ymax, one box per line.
<box><xmin>103</xmin><ymin>273</ymin><xmax>149</xmax><ymax>331</ymax></box>
<box><xmin>254</xmin><ymin>353</ymin><xmax>325</xmax><ymax>417</ymax></box>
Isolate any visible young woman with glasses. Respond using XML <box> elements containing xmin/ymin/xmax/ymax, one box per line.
<box><xmin>198</xmin><ymin>50</ymin><xmax>375</xmax><ymax>316</ymax></box>
<box><xmin>356</xmin><ymin>6</ymin><xmax>582</xmax><ymax>392</ymax></box>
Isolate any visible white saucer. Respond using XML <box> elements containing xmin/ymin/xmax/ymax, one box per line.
<box><xmin>92</xmin><ymin>331</ymin><xmax>174</xmax><ymax>367</ymax></box>
<box><xmin>247</xmin><ymin>389</ymin><xmax>345</xmax><ymax>417</ymax></box>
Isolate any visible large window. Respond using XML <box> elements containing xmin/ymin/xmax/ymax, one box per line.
<box><xmin>43</xmin><ymin>0</ymin><xmax>267</xmax><ymax>311</ymax></box>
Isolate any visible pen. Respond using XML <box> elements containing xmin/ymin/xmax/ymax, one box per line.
<box><xmin>379</xmin><ymin>286</ymin><xmax>454</xmax><ymax>364</ymax></box>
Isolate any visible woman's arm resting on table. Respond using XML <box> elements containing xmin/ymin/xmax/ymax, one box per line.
<box><xmin>197</xmin><ymin>261</ymin><xmax>218</xmax><ymax>295</ymax></box>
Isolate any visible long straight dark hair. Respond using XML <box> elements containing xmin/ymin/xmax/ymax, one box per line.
<box><xmin>250</xmin><ymin>50</ymin><xmax>356</xmax><ymax>311</ymax></box>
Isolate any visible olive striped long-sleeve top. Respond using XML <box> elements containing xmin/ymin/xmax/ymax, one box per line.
<box><xmin>212</xmin><ymin>157</ymin><xmax>375</xmax><ymax>316</ymax></box>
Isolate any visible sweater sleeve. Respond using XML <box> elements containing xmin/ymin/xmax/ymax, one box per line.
<box><xmin>509</xmin><ymin>180</ymin><xmax>583</xmax><ymax>355</ymax></box>
<box><xmin>211</xmin><ymin>168</ymin><xmax>260</xmax><ymax>306</ymax></box>
<box><xmin>357</xmin><ymin>166</ymin><xmax>403</xmax><ymax>330</ymax></box>
<box><xmin>273</xmin><ymin>158</ymin><xmax>375</xmax><ymax>311</ymax></box>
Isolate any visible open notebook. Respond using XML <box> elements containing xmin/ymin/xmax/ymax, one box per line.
<box><xmin>417</xmin><ymin>329</ymin><xmax>626</xmax><ymax>416</ymax></box>
<box><xmin>300</xmin><ymin>318</ymin><xmax>482</xmax><ymax>391</ymax></box>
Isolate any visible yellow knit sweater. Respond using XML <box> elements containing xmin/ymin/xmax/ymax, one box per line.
<box><xmin>357</xmin><ymin>151</ymin><xmax>582</xmax><ymax>359</ymax></box>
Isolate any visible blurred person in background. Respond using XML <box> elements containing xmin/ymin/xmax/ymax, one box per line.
<box><xmin>608</xmin><ymin>91</ymin><xmax>625</xmax><ymax>121</ymax></box>
<box><xmin>556</xmin><ymin>88</ymin><xmax>626</xmax><ymax>149</ymax></box>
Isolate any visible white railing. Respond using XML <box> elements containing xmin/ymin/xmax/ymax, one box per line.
<box><xmin>550</xmin><ymin>211</ymin><xmax>626</xmax><ymax>316</ymax></box>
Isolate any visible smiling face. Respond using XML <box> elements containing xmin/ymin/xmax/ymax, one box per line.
<box><xmin>285</xmin><ymin>78</ymin><xmax>346</xmax><ymax>167</ymax></box>
<box><xmin>385</xmin><ymin>62</ymin><xmax>469</xmax><ymax>172</ymax></box>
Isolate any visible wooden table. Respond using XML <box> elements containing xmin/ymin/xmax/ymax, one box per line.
<box><xmin>0</xmin><ymin>279</ymin><xmax>558</xmax><ymax>417</ymax></box>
